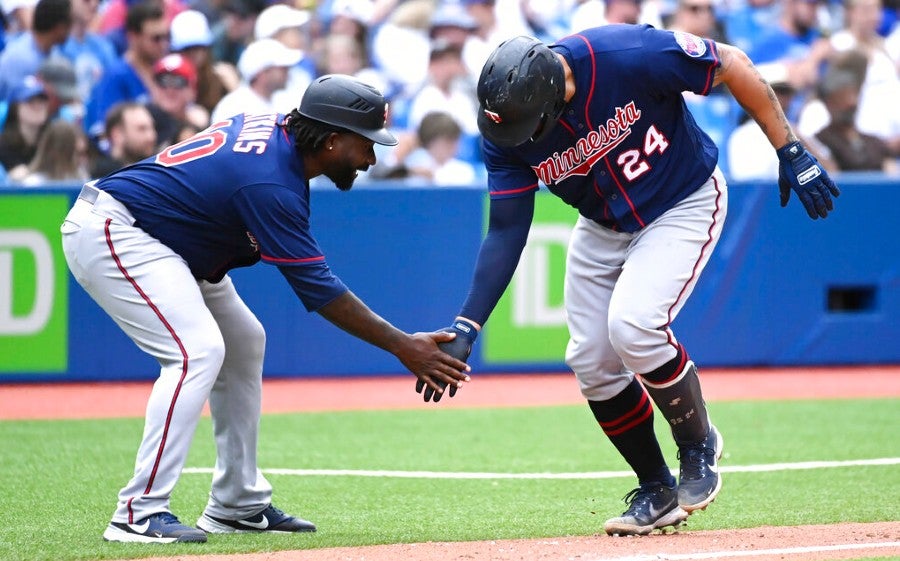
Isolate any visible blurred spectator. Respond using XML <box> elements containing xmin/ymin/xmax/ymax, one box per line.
<box><xmin>317</xmin><ymin>34</ymin><xmax>387</xmax><ymax>93</ymax></box>
<box><xmin>97</xmin><ymin>0</ymin><xmax>184</xmax><ymax>55</ymax></box>
<box><xmin>0</xmin><ymin>0</ymin><xmax>73</xmax><ymax>99</ymax></box>
<box><xmin>89</xmin><ymin>101</ymin><xmax>156</xmax><ymax>177</ymax></box>
<box><xmin>567</xmin><ymin>0</ymin><xmax>660</xmax><ymax>34</ymax></box>
<box><xmin>328</xmin><ymin>0</ymin><xmax>374</xmax><ymax>45</ymax></box>
<box><xmin>461</xmin><ymin>0</ymin><xmax>510</xmax><ymax>76</ymax></box>
<box><xmin>429</xmin><ymin>1</ymin><xmax>478</xmax><ymax>50</ymax></box>
<box><xmin>83</xmin><ymin>0</ymin><xmax>169</xmax><ymax>138</ymax></box>
<box><xmin>59</xmin><ymin>0</ymin><xmax>117</xmax><ymax>101</ymax></box>
<box><xmin>665</xmin><ymin>0</ymin><xmax>727</xmax><ymax>41</ymax></box>
<box><xmin>210</xmin><ymin>0</ymin><xmax>266</xmax><ymax>67</ymax></box>
<box><xmin>727</xmin><ymin>66</ymin><xmax>799</xmax><ymax>180</ymax></box>
<box><xmin>254</xmin><ymin>3</ymin><xmax>316</xmax><ymax>116</ymax></box>
<box><xmin>147</xmin><ymin>53</ymin><xmax>209</xmax><ymax>149</ymax></box>
<box><xmin>210</xmin><ymin>38</ymin><xmax>301</xmax><ymax>122</ymax></box>
<box><xmin>521</xmin><ymin>0</ymin><xmax>576</xmax><ymax>41</ymax></box>
<box><xmin>2</xmin><ymin>0</ymin><xmax>38</xmax><ymax>37</ymax></box>
<box><xmin>8</xmin><ymin>118</ymin><xmax>89</xmax><ymax>184</ymax></box>
<box><xmin>748</xmin><ymin>0</ymin><xmax>833</xmax><ymax>92</ymax></box>
<box><xmin>404</xmin><ymin>110</ymin><xmax>478</xmax><ymax>185</ymax></box>
<box><xmin>723</xmin><ymin>0</ymin><xmax>780</xmax><ymax>54</ymax></box>
<box><xmin>371</xmin><ymin>0</ymin><xmax>433</xmax><ymax>93</ymax></box>
<box><xmin>809</xmin><ymin>66</ymin><xmax>898</xmax><ymax>172</ymax></box>
<box><xmin>604</xmin><ymin>0</ymin><xmax>644</xmax><ymax>24</ymax></box>
<box><xmin>829</xmin><ymin>0</ymin><xmax>900</xmax><ymax>155</ymax></box>
<box><xmin>170</xmin><ymin>9</ymin><xmax>231</xmax><ymax>113</ymax></box>
<box><xmin>406</xmin><ymin>37</ymin><xmax>479</xmax><ymax>163</ymax></box>
<box><xmin>37</xmin><ymin>56</ymin><xmax>82</xmax><ymax>123</ymax></box>
<box><xmin>795</xmin><ymin>47</ymin><xmax>900</xmax><ymax>154</ymax></box>
<box><xmin>0</xmin><ymin>77</ymin><xmax>50</xmax><ymax>174</ymax></box>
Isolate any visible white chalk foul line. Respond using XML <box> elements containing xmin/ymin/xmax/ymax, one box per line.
<box><xmin>598</xmin><ymin>541</ymin><xmax>900</xmax><ymax>561</ymax></box>
<box><xmin>183</xmin><ymin>457</ymin><xmax>900</xmax><ymax>479</ymax></box>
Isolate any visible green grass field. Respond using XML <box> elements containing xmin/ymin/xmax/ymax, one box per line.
<box><xmin>1</xmin><ymin>398</ymin><xmax>898</xmax><ymax>561</ymax></box>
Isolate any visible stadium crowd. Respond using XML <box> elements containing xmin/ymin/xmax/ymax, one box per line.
<box><xmin>0</xmin><ymin>0</ymin><xmax>898</xmax><ymax>186</ymax></box>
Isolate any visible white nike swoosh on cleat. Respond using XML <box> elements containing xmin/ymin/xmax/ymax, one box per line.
<box><xmin>128</xmin><ymin>521</ymin><xmax>150</xmax><ymax>534</ymax></box>
<box><xmin>240</xmin><ymin>515</ymin><xmax>269</xmax><ymax>530</ymax></box>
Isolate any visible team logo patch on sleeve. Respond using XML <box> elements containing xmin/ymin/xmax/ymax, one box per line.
<box><xmin>674</xmin><ymin>31</ymin><xmax>707</xmax><ymax>57</ymax></box>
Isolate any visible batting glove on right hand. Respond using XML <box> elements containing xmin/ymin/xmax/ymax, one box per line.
<box><xmin>776</xmin><ymin>141</ymin><xmax>840</xmax><ymax>220</ymax></box>
<box><xmin>416</xmin><ymin>319</ymin><xmax>478</xmax><ymax>402</ymax></box>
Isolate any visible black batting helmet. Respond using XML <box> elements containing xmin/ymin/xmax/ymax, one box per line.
<box><xmin>299</xmin><ymin>74</ymin><xmax>398</xmax><ymax>146</ymax></box>
<box><xmin>476</xmin><ymin>36</ymin><xmax>566</xmax><ymax>147</ymax></box>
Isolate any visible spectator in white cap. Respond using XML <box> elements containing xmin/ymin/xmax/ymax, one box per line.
<box><xmin>170</xmin><ymin>9</ymin><xmax>231</xmax><ymax>113</ymax></box>
<box><xmin>210</xmin><ymin>38</ymin><xmax>301</xmax><ymax>122</ymax></box>
<box><xmin>254</xmin><ymin>2</ymin><xmax>316</xmax><ymax>122</ymax></box>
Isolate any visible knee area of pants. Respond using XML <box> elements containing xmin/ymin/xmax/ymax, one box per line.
<box><xmin>607</xmin><ymin>315</ymin><xmax>653</xmax><ymax>357</ymax></box>
<box><xmin>187</xmin><ymin>334</ymin><xmax>227</xmax><ymax>369</ymax></box>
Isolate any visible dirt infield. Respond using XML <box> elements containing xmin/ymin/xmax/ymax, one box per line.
<box><xmin>4</xmin><ymin>365</ymin><xmax>900</xmax><ymax>560</ymax></box>
<box><xmin>3</xmin><ymin>365</ymin><xmax>900</xmax><ymax>420</ymax></box>
<box><xmin>126</xmin><ymin>522</ymin><xmax>900</xmax><ymax>561</ymax></box>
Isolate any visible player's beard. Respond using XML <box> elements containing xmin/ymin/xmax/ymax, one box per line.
<box><xmin>329</xmin><ymin>168</ymin><xmax>360</xmax><ymax>191</ymax></box>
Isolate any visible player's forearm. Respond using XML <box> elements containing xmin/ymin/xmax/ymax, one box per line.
<box><xmin>714</xmin><ymin>43</ymin><xmax>797</xmax><ymax>150</ymax></box>
<box><xmin>458</xmin><ymin>196</ymin><xmax>534</xmax><ymax>325</ymax></box>
<box><xmin>317</xmin><ymin>291</ymin><xmax>409</xmax><ymax>354</ymax></box>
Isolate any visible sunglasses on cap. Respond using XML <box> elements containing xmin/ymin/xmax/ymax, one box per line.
<box><xmin>155</xmin><ymin>73</ymin><xmax>190</xmax><ymax>89</ymax></box>
<box><xmin>683</xmin><ymin>3</ymin><xmax>713</xmax><ymax>12</ymax></box>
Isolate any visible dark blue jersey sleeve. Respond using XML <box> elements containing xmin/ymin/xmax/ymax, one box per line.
<box><xmin>458</xmin><ymin>194</ymin><xmax>535</xmax><ymax>325</ymax></box>
<box><xmin>639</xmin><ymin>27</ymin><xmax>721</xmax><ymax>97</ymax></box>
<box><xmin>483</xmin><ymin>139</ymin><xmax>542</xmax><ymax>197</ymax></box>
<box><xmin>233</xmin><ymin>183</ymin><xmax>347</xmax><ymax>311</ymax></box>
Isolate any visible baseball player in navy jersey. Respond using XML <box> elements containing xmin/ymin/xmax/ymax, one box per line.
<box><xmin>60</xmin><ymin>74</ymin><xmax>471</xmax><ymax>544</ymax></box>
<box><xmin>420</xmin><ymin>25</ymin><xmax>839</xmax><ymax>535</ymax></box>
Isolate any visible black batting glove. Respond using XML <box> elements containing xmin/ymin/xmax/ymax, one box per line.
<box><xmin>776</xmin><ymin>141</ymin><xmax>841</xmax><ymax>219</ymax></box>
<box><xmin>416</xmin><ymin>319</ymin><xmax>478</xmax><ymax>402</ymax></box>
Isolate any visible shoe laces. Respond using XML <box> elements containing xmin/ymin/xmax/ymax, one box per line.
<box><xmin>621</xmin><ymin>482</ymin><xmax>662</xmax><ymax>513</ymax></box>
<box><xmin>678</xmin><ymin>441</ymin><xmax>716</xmax><ymax>480</ymax></box>
<box><xmin>153</xmin><ymin>512</ymin><xmax>181</xmax><ymax>526</ymax></box>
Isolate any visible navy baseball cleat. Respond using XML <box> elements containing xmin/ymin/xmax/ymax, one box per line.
<box><xmin>677</xmin><ymin>424</ymin><xmax>724</xmax><ymax>512</ymax></box>
<box><xmin>604</xmin><ymin>482</ymin><xmax>688</xmax><ymax>536</ymax></box>
<box><xmin>197</xmin><ymin>504</ymin><xmax>316</xmax><ymax>533</ymax></box>
<box><xmin>102</xmin><ymin>512</ymin><xmax>208</xmax><ymax>543</ymax></box>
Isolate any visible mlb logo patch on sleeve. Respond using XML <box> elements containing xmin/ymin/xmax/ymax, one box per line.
<box><xmin>674</xmin><ymin>31</ymin><xmax>707</xmax><ymax>57</ymax></box>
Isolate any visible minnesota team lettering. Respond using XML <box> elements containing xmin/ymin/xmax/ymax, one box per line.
<box><xmin>233</xmin><ymin>113</ymin><xmax>278</xmax><ymax>154</ymax></box>
<box><xmin>532</xmin><ymin>102</ymin><xmax>641</xmax><ymax>185</ymax></box>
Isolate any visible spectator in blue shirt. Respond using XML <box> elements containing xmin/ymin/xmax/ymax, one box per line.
<box><xmin>0</xmin><ymin>0</ymin><xmax>73</xmax><ymax>100</ymax></box>
<box><xmin>83</xmin><ymin>0</ymin><xmax>168</xmax><ymax>137</ymax></box>
<box><xmin>59</xmin><ymin>0</ymin><xmax>118</xmax><ymax>102</ymax></box>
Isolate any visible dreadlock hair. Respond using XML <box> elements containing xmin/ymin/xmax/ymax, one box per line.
<box><xmin>282</xmin><ymin>108</ymin><xmax>348</xmax><ymax>153</ymax></box>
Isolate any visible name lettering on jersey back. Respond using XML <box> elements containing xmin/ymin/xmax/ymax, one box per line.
<box><xmin>532</xmin><ymin>102</ymin><xmax>641</xmax><ymax>185</ymax></box>
<box><xmin>233</xmin><ymin>113</ymin><xmax>278</xmax><ymax>154</ymax></box>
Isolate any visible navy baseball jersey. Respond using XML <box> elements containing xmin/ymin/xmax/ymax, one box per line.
<box><xmin>483</xmin><ymin>24</ymin><xmax>721</xmax><ymax>233</ymax></box>
<box><xmin>97</xmin><ymin>113</ymin><xmax>347</xmax><ymax>311</ymax></box>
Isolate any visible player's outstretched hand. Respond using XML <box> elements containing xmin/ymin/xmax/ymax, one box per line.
<box><xmin>402</xmin><ymin>331</ymin><xmax>470</xmax><ymax>403</ymax></box>
<box><xmin>415</xmin><ymin>320</ymin><xmax>478</xmax><ymax>402</ymax></box>
<box><xmin>776</xmin><ymin>141</ymin><xmax>841</xmax><ymax>219</ymax></box>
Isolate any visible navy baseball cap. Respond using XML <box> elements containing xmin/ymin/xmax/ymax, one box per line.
<box><xmin>299</xmin><ymin>74</ymin><xmax>398</xmax><ymax>146</ymax></box>
<box><xmin>10</xmin><ymin>76</ymin><xmax>48</xmax><ymax>103</ymax></box>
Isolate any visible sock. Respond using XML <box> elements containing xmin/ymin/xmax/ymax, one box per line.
<box><xmin>588</xmin><ymin>377</ymin><xmax>675</xmax><ymax>487</ymax></box>
<box><xmin>641</xmin><ymin>345</ymin><xmax>710</xmax><ymax>444</ymax></box>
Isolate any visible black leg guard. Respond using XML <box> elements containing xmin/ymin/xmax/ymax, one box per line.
<box><xmin>641</xmin><ymin>360</ymin><xmax>710</xmax><ymax>445</ymax></box>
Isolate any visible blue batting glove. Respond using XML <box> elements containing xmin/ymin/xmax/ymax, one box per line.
<box><xmin>416</xmin><ymin>319</ymin><xmax>478</xmax><ymax>402</ymax></box>
<box><xmin>776</xmin><ymin>141</ymin><xmax>841</xmax><ymax>219</ymax></box>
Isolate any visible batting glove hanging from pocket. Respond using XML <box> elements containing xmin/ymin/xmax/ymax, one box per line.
<box><xmin>776</xmin><ymin>141</ymin><xmax>841</xmax><ymax>219</ymax></box>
